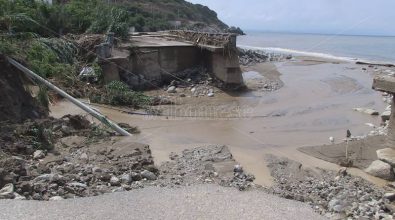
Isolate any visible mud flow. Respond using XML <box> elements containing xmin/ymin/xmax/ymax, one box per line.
<box><xmin>52</xmin><ymin>59</ymin><xmax>386</xmax><ymax>186</ymax></box>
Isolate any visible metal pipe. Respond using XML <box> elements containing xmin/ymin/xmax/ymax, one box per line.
<box><xmin>7</xmin><ymin>57</ymin><xmax>131</xmax><ymax>136</ymax></box>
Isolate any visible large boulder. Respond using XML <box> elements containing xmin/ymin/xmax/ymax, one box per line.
<box><xmin>365</xmin><ymin>160</ymin><xmax>395</xmax><ymax>180</ymax></box>
<box><xmin>0</xmin><ymin>183</ymin><xmax>14</xmax><ymax>199</ymax></box>
<box><xmin>141</xmin><ymin>170</ymin><xmax>157</xmax><ymax>180</ymax></box>
<box><xmin>377</xmin><ymin>148</ymin><xmax>395</xmax><ymax>167</ymax></box>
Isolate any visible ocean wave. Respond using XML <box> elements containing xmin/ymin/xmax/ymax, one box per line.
<box><xmin>237</xmin><ymin>45</ymin><xmax>394</xmax><ymax>64</ymax></box>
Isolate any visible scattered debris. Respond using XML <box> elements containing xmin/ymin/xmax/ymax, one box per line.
<box><xmin>79</xmin><ymin>67</ymin><xmax>98</xmax><ymax>83</ymax></box>
<box><xmin>353</xmin><ymin>108</ymin><xmax>379</xmax><ymax>116</ymax></box>
<box><xmin>238</xmin><ymin>48</ymin><xmax>292</xmax><ymax>66</ymax></box>
<box><xmin>159</xmin><ymin>145</ymin><xmax>257</xmax><ymax>191</ymax></box>
<box><xmin>266</xmin><ymin>155</ymin><xmax>393</xmax><ymax>220</ymax></box>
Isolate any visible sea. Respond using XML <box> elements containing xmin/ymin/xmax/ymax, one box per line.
<box><xmin>238</xmin><ymin>31</ymin><xmax>395</xmax><ymax>64</ymax></box>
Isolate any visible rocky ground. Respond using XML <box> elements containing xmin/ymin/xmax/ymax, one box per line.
<box><xmin>238</xmin><ymin>48</ymin><xmax>292</xmax><ymax>66</ymax></box>
<box><xmin>0</xmin><ymin>120</ymin><xmax>256</xmax><ymax>201</ymax></box>
<box><xmin>158</xmin><ymin>145</ymin><xmax>257</xmax><ymax>191</ymax></box>
<box><xmin>0</xmin><ymin>115</ymin><xmax>148</xmax><ymax>200</ymax></box>
<box><xmin>266</xmin><ymin>155</ymin><xmax>395</xmax><ymax>220</ymax></box>
<box><xmin>146</xmin><ymin>66</ymin><xmax>228</xmax><ymax>102</ymax></box>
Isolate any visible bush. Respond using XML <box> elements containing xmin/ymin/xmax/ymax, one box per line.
<box><xmin>0</xmin><ymin>39</ymin><xmax>16</xmax><ymax>55</ymax></box>
<box><xmin>91</xmin><ymin>81</ymin><xmax>152</xmax><ymax>108</ymax></box>
<box><xmin>28</xmin><ymin>123</ymin><xmax>54</xmax><ymax>151</ymax></box>
<box><xmin>87</xmin><ymin>6</ymin><xmax>130</xmax><ymax>38</ymax></box>
<box><xmin>26</xmin><ymin>40</ymin><xmax>73</xmax><ymax>78</ymax></box>
<box><xmin>37</xmin><ymin>86</ymin><xmax>49</xmax><ymax>110</ymax></box>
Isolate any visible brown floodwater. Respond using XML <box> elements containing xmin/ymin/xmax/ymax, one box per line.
<box><xmin>51</xmin><ymin>60</ymin><xmax>388</xmax><ymax>186</ymax></box>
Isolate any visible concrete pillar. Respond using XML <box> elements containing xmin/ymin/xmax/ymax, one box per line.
<box><xmin>100</xmin><ymin>61</ymin><xmax>120</xmax><ymax>84</ymax></box>
<box><xmin>106</xmin><ymin>32</ymin><xmax>115</xmax><ymax>47</ymax></box>
<box><xmin>95</xmin><ymin>43</ymin><xmax>112</xmax><ymax>59</ymax></box>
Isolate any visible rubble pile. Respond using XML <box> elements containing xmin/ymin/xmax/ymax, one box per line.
<box><xmin>266</xmin><ymin>155</ymin><xmax>395</xmax><ymax>220</ymax></box>
<box><xmin>0</xmin><ymin>115</ymin><xmax>154</xmax><ymax>201</ymax></box>
<box><xmin>159</xmin><ymin>145</ymin><xmax>257</xmax><ymax>191</ymax></box>
<box><xmin>162</xmin><ymin>66</ymin><xmax>225</xmax><ymax>98</ymax></box>
<box><xmin>238</xmin><ymin>48</ymin><xmax>292</xmax><ymax>66</ymax></box>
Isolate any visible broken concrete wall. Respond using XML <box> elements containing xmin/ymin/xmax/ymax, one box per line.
<box><xmin>158</xmin><ymin>47</ymin><xmax>201</xmax><ymax>81</ymax></box>
<box><xmin>128</xmin><ymin>46</ymin><xmax>201</xmax><ymax>87</ymax></box>
<box><xmin>103</xmin><ymin>43</ymin><xmax>243</xmax><ymax>90</ymax></box>
<box><xmin>100</xmin><ymin>60</ymin><xmax>120</xmax><ymax>84</ymax></box>
<box><xmin>131</xmin><ymin>48</ymin><xmax>162</xmax><ymax>87</ymax></box>
<box><xmin>130</xmin><ymin>46</ymin><xmax>243</xmax><ymax>87</ymax></box>
<box><xmin>204</xmin><ymin>50</ymin><xmax>243</xmax><ymax>85</ymax></box>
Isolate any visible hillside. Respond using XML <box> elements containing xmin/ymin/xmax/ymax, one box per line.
<box><xmin>113</xmin><ymin>0</ymin><xmax>229</xmax><ymax>32</ymax></box>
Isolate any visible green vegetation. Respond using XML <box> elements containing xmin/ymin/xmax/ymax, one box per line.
<box><xmin>0</xmin><ymin>0</ymin><xmax>227</xmax><ymax>38</ymax></box>
<box><xmin>0</xmin><ymin>0</ymin><xmax>229</xmax><ymax>111</ymax></box>
<box><xmin>90</xmin><ymin>81</ymin><xmax>152</xmax><ymax>108</ymax></box>
<box><xmin>0</xmin><ymin>0</ymin><xmax>131</xmax><ymax>38</ymax></box>
<box><xmin>120</xmin><ymin>0</ymin><xmax>228</xmax><ymax>32</ymax></box>
<box><xmin>37</xmin><ymin>86</ymin><xmax>49</xmax><ymax>110</ymax></box>
<box><xmin>26</xmin><ymin>39</ymin><xmax>75</xmax><ymax>78</ymax></box>
<box><xmin>28</xmin><ymin>123</ymin><xmax>54</xmax><ymax>151</ymax></box>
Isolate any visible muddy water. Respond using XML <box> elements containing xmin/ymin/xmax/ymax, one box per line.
<box><xmin>51</xmin><ymin>60</ymin><xmax>388</xmax><ymax>187</ymax></box>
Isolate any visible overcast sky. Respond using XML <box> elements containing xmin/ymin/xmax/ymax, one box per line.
<box><xmin>187</xmin><ymin>0</ymin><xmax>395</xmax><ymax>36</ymax></box>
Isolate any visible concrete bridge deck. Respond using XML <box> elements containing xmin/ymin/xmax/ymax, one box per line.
<box><xmin>100</xmin><ymin>31</ymin><xmax>243</xmax><ymax>89</ymax></box>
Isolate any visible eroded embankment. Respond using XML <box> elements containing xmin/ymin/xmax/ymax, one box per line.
<box><xmin>0</xmin><ymin>57</ymin><xmax>47</xmax><ymax>123</ymax></box>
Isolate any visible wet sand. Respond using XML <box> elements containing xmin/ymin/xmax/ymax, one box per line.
<box><xmin>299</xmin><ymin>135</ymin><xmax>387</xmax><ymax>169</ymax></box>
<box><xmin>51</xmin><ymin>57</ymin><xmax>388</xmax><ymax>187</ymax></box>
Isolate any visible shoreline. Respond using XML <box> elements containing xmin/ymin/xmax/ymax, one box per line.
<box><xmin>238</xmin><ymin>45</ymin><xmax>395</xmax><ymax>66</ymax></box>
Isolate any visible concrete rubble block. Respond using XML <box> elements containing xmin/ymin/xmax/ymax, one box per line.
<box><xmin>382</xmin><ymin>111</ymin><xmax>391</xmax><ymax>121</ymax></box>
<box><xmin>365</xmin><ymin>160</ymin><xmax>395</xmax><ymax>180</ymax></box>
<box><xmin>377</xmin><ymin>148</ymin><xmax>395</xmax><ymax>167</ymax></box>
<box><xmin>384</xmin><ymin>192</ymin><xmax>395</xmax><ymax>201</ymax></box>
<box><xmin>49</xmin><ymin>196</ymin><xmax>64</xmax><ymax>201</ymax></box>
<box><xmin>0</xmin><ymin>184</ymin><xmax>14</xmax><ymax>199</ymax></box>
<box><xmin>373</xmin><ymin>75</ymin><xmax>395</xmax><ymax>94</ymax></box>
<box><xmin>141</xmin><ymin>170</ymin><xmax>157</xmax><ymax>180</ymax></box>
<box><xmin>33</xmin><ymin>150</ymin><xmax>45</xmax><ymax>160</ymax></box>
<box><xmin>353</xmin><ymin>108</ymin><xmax>379</xmax><ymax>116</ymax></box>
<box><xmin>167</xmin><ymin>86</ymin><xmax>176</xmax><ymax>93</ymax></box>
